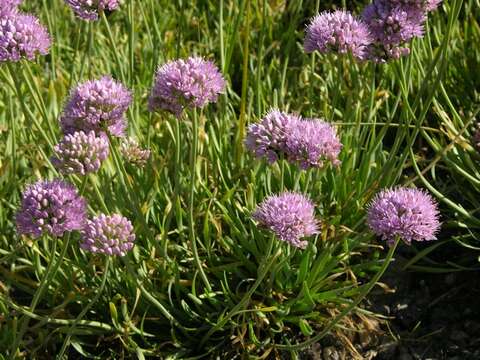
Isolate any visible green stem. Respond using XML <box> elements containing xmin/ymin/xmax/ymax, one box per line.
<box><xmin>275</xmin><ymin>237</ymin><xmax>401</xmax><ymax>351</ymax></box>
<box><xmin>10</xmin><ymin>233</ymin><xmax>72</xmax><ymax>359</ymax></box>
<box><xmin>199</xmin><ymin>235</ymin><xmax>279</xmax><ymax>348</ymax></box>
<box><xmin>125</xmin><ymin>262</ymin><xmax>179</xmax><ymax>326</ymax></box>
<box><xmin>0</xmin><ymin>294</ymin><xmax>116</xmax><ymax>333</ymax></box>
<box><xmin>101</xmin><ymin>12</ymin><xmax>126</xmax><ymax>83</ymax></box>
<box><xmin>189</xmin><ymin>110</ymin><xmax>212</xmax><ymax>293</ymax></box>
<box><xmin>56</xmin><ymin>257</ymin><xmax>111</xmax><ymax>358</ymax></box>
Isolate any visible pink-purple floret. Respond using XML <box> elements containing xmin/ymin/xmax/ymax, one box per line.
<box><xmin>80</xmin><ymin>214</ymin><xmax>135</xmax><ymax>256</ymax></box>
<box><xmin>16</xmin><ymin>179</ymin><xmax>87</xmax><ymax>238</ymax></box>
<box><xmin>367</xmin><ymin>187</ymin><xmax>440</xmax><ymax>245</ymax></box>
<box><xmin>253</xmin><ymin>192</ymin><xmax>319</xmax><ymax>249</ymax></box>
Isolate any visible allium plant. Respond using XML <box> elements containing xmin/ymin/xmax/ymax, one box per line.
<box><xmin>253</xmin><ymin>192</ymin><xmax>319</xmax><ymax>249</ymax></box>
<box><xmin>304</xmin><ymin>10</ymin><xmax>373</xmax><ymax>60</ymax></box>
<box><xmin>80</xmin><ymin>214</ymin><xmax>135</xmax><ymax>256</ymax></box>
<box><xmin>51</xmin><ymin>130</ymin><xmax>109</xmax><ymax>175</ymax></box>
<box><xmin>148</xmin><ymin>57</ymin><xmax>226</xmax><ymax>117</ymax></box>
<box><xmin>60</xmin><ymin>76</ymin><xmax>132</xmax><ymax>137</ymax></box>
<box><xmin>16</xmin><ymin>179</ymin><xmax>87</xmax><ymax>238</ymax></box>
<box><xmin>64</xmin><ymin>0</ymin><xmax>120</xmax><ymax>21</ymax></box>
<box><xmin>245</xmin><ymin>109</ymin><xmax>300</xmax><ymax>163</ymax></box>
<box><xmin>367</xmin><ymin>187</ymin><xmax>440</xmax><ymax>245</ymax></box>
<box><xmin>120</xmin><ymin>137</ymin><xmax>151</xmax><ymax>167</ymax></box>
<box><xmin>0</xmin><ymin>12</ymin><xmax>50</xmax><ymax>62</ymax></box>
<box><xmin>286</xmin><ymin>118</ymin><xmax>342</xmax><ymax>169</ymax></box>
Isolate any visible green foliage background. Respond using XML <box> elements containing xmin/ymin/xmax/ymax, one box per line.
<box><xmin>0</xmin><ymin>0</ymin><xmax>478</xmax><ymax>358</ymax></box>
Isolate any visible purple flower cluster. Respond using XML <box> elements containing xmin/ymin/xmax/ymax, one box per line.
<box><xmin>16</xmin><ymin>179</ymin><xmax>87</xmax><ymax>238</ymax></box>
<box><xmin>253</xmin><ymin>192</ymin><xmax>319</xmax><ymax>249</ymax></box>
<box><xmin>148</xmin><ymin>57</ymin><xmax>226</xmax><ymax>117</ymax></box>
<box><xmin>304</xmin><ymin>2</ymin><xmax>441</xmax><ymax>62</ymax></box>
<box><xmin>304</xmin><ymin>10</ymin><xmax>373</xmax><ymax>60</ymax></box>
<box><xmin>362</xmin><ymin>0</ymin><xmax>442</xmax><ymax>62</ymax></box>
<box><xmin>245</xmin><ymin>109</ymin><xmax>342</xmax><ymax>169</ymax></box>
<box><xmin>0</xmin><ymin>7</ymin><xmax>50</xmax><ymax>62</ymax></box>
<box><xmin>65</xmin><ymin>0</ymin><xmax>120</xmax><ymax>21</ymax></box>
<box><xmin>60</xmin><ymin>76</ymin><xmax>132</xmax><ymax>138</ymax></box>
<box><xmin>367</xmin><ymin>187</ymin><xmax>440</xmax><ymax>244</ymax></box>
<box><xmin>52</xmin><ymin>130</ymin><xmax>109</xmax><ymax>175</ymax></box>
<box><xmin>120</xmin><ymin>137</ymin><xmax>151</xmax><ymax>168</ymax></box>
<box><xmin>80</xmin><ymin>214</ymin><xmax>135</xmax><ymax>256</ymax></box>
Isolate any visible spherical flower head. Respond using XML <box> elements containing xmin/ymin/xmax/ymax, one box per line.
<box><xmin>304</xmin><ymin>10</ymin><xmax>373</xmax><ymax>60</ymax></box>
<box><xmin>253</xmin><ymin>192</ymin><xmax>319</xmax><ymax>249</ymax></box>
<box><xmin>65</xmin><ymin>0</ymin><xmax>120</xmax><ymax>21</ymax></box>
<box><xmin>286</xmin><ymin>118</ymin><xmax>342</xmax><ymax>170</ymax></box>
<box><xmin>367</xmin><ymin>187</ymin><xmax>440</xmax><ymax>245</ymax></box>
<box><xmin>245</xmin><ymin>109</ymin><xmax>300</xmax><ymax>163</ymax></box>
<box><xmin>80</xmin><ymin>214</ymin><xmax>135</xmax><ymax>256</ymax></box>
<box><xmin>16</xmin><ymin>179</ymin><xmax>87</xmax><ymax>239</ymax></box>
<box><xmin>120</xmin><ymin>137</ymin><xmax>150</xmax><ymax>168</ymax></box>
<box><xmin>362</xmin><ymin>0</ymin><xmax>426</xmax><ymax>62</ymax></box>
<box><xmin>52</xmin><ymin>130</ymin><xmax>109</xmax><ymax>175</ymax></box>
<box><xmin>148</xmin><ymin>57</ymin><xmax>226</xmax><ymax>117</ymax></box>
<box><xmin>0</xmin><ymin>13</ymin><xmax>50</xmax><ymax>62</ymax></box>
<box><xmin>60</xmin><ymin>76</ymin><xmax>132</xmax><ymax>137</ymax></box>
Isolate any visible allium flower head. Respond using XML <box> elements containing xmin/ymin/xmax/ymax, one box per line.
<box><xmin>0</xmin><ymin>13</ymin><xmax>50</xmax><ymax>62</ymax></box>
<box><xmin>65</xmin><ymin>0</ymin><xmax>120</xmax><ymax>21</ymax></box>
<box><xmin>362</xmin><ymin>0</ymin><xmax>428</xmax><ymax>62</ymax></box>
<box><xmin>286</xmin><ymin>119</ymin><xmax>342</xmax><ymax>169</ymax></box>
<box><xmin>253</xmin><ymin>192</ymin><xmax>319</xmax><ymax>249</ymax></box>
<box><xmin>389</xmin><ymin>0</ymin><xmax>442</xmax><ymax>12</ymax></box>
<box><xmin>120</xmin><ymin>137</ymin><xmax>150</xmax><ymax>167</ymax></box>
<box><xmin>245</xmin><ymin>109</ymin><xmax>300</xmax><ymax>163</ymax></box>
<box><xmin>148</xmin><ymin>57</ymin><xmax>226</xmax><ymax>117</ymax></box>
<box><xmin>16</xmin><ymin>179</ymin><xmax>87</xmax><ymax>238</ymax></box>
<box><xmin>304</xmin><ymin>10</ymin><xmax>373</xmax><ymax>60</ymax></box>
<box><xmin>367</xmin><ymin>187</ymin><xmax>440</xmax><ymax>245</ymax></box>
<box><xmin>52</xmin><ymin>130</ymin><xmax>109</xmax><ymax>175</ymax></box>
<box><xmin>60</xmin><ymin>76</ymin><xmax>132</xmax><ymax>137</ymax></box>
<box><xmin>81</xmin><ymin>214</ymin><xmax>135</xmax><ymax>256</ymax></box>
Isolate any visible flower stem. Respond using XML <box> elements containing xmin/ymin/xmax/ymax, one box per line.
<box><xmin>57</xmin><ymin>256</ymin><xmax>111</xmax><ymax>357</ymax></box>
<box><xmin>199</xmin><ymin>235</ymin><xmax>280</xmax><ymax>348</ymax></box>
<box><xmin>275</xmin><ymin>237</ymin><xmax>401</xmax><ymax>351</ymax></box>
<box><xmin>188</xmin><ymin>109</ymin><xmax>212</xmax><ymax>293</ymax></box>
<box><xmin>10</xmin><ymin>232</ymin><xmax>72</xmax><ymax>359</ymax></box>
